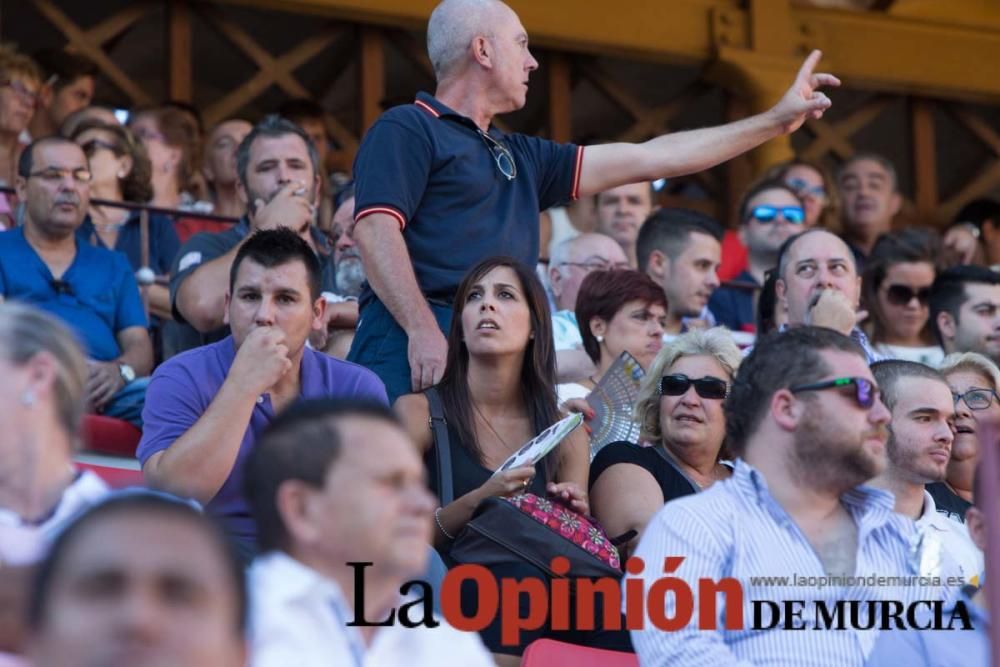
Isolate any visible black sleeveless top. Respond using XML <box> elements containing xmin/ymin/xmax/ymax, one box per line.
<box><xmin>426</xmin><ymin>420</ymin><xmax>548</xmax><ymax>503</ymax></box>
<box><xmin>589</xmin><ymin>441</ymin><xmax>699</xmax><ymax>503</ymax></box>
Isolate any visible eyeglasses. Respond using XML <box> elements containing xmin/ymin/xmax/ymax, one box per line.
<box><xmin>884</xmin><ymin>284</ymin><xmax>931</xmax><ymax>307</ymax></box>
<box><xmin>0</xmin><ymin>79</ymin><xmax>39</xmax><ymax>105</ymax></box>
<box><xmin>80</xmin><ymin>139</ymin><xmax>122</xmax><ymax>157</ymax></box>
<box><xmin>27</xmin><ymin>167</ymin><xmax>92</xmax><ymax>184</ymax></box>
<box><xmin>659</xmin><ymin>374</ymin><xmax>729</xmax><ymax>400</ymax></box>
<box><xmin>789</xmin><ymin>376</ymin><xmax>877</xmax><ymax>409</ymax></box>
<box><xmin>559</xmin><ymin>259</ymin><xmax>631</xmax><ymax>273</ymax></box>
<box><xmin>786</xmin><ymin>177</ymin><xmax>826</xmax><ymax>199</ymax></box>
<box><xmin>50</xmin><ymin>278</ymin><xmax>74</xmax><ymax>296</ymax></box>
<box><xmin>478</xmin><ymin>130</ymin><xmax>516</xmax><ymax>181</ymax></box>
<box><xmin>750</xmin><ymin>205</ymin><xmax>806</xmax><ymax>225</ymax></box>
<box><xmin>133</xmin><ymin>127</ymin><xmax>167</xmax><ymax>144</ymax></box>
<box><xmin>953</xmin><ymin>387</ymin><xmax>999</xmax><ymax>411</ymax></box>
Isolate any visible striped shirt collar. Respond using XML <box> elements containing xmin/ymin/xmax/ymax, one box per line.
<box><xmin>414</xmin><ymin>92</ymin><xmax>503</xmax><ymax>136</ymax></box>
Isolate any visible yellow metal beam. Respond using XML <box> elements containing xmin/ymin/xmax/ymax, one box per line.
<box><xmin>220</xmin><ymin>0</ymin><xmax>1000</xmax><ymax>103</ymax></box>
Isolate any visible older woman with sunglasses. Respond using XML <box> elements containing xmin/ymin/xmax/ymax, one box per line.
<box><xmin>71</xmin><ymin>121</ymin><xmax>180</xmax><ymax>322</ymax></box>
<box><xmin>0</xmin><ymin>48</ymin><xmax>42</xmax><ymax>229</ymax></box>
<box><xmin>861</xmin><ymin>228</ymin><xmax>943</xmax><ymax>365</ymax></box>
<box><xmin>589</xmin><ymin>327</ymin><xmax>740</xmax><ymax>557</ymax></box>
<box><xmin>930</xmin><ymin>352</ymin><xmax>1000</xmax><ymax>522</ymax></box>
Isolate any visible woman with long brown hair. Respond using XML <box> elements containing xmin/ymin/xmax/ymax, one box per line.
<box><xmin>395</xmin><ymin>255</ymin><xmax>594</xmax><ymax>663</ymax></box>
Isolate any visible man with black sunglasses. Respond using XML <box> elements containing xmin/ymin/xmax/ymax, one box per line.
<box><xmin>631</xmin><ymin>327</ymin><xmax>958</xmax><ymax>666</ymax></box>
<box><xmin>0</xmin><ymin>136</ymin><xmax>152</xmax><ymax>428</ymax></box>
<box><xmin>348</xmin><ymin>0</ymin><xmax>840</xmax><ymax>402</ymax></box>
<box><xmin>929</xmin><ymin>265</ymin><xmax>1000</xmax><ymax>365</ymax></box>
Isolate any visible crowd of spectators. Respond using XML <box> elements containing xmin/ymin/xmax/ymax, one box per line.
<box><xmin>0</xmin><ymin>0</ymin><xmax>998</xmax><ymax>665</ymax></box>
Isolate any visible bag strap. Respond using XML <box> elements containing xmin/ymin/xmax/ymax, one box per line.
<box><xmin>425</xmin><ymin>386</ymin><xmax>454</xmax><ymax>506</ymax></box>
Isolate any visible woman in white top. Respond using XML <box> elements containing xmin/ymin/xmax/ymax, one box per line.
<box><xmin>862</xmin><ymin>228</ymin><xmax>945</xmax><ymax>365</ymax></box>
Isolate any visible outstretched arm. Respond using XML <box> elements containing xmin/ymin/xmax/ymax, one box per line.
<box><xmin>578</xmin><ymin>50</ymin><xmax>839</xmax><ymax>197</ymax></box>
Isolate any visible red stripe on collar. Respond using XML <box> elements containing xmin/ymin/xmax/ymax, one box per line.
<box><xmin>414</xmin><ymin>100</ymin><xmax>440</xmax><ymax>118</ymax></box>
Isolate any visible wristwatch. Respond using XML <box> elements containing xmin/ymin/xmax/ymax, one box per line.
<box><xmin>118</xmin><ymin>363</ymin><xmax>136</xmax><ymax>384</ymax></box>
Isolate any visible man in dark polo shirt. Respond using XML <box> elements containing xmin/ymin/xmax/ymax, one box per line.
<box><xmin>140</xmin><ymin>230</ymin><xmax>387</xmax><ymax>558</ymax></box>
<box><xmin>349</xmin><ymin>0</ymin><xmax>841</xmax><ymax>401</ymax></box>
<box><xmin>168</xmin><ymin>115</ymin><xmax>355</xmax><ymax>356</ymax></box>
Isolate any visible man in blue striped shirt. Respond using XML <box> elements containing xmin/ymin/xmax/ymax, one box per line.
<box><xmin>630</xmin><ymin>327</ymin><xmax>960</xmax><ymax>666</ymax></box>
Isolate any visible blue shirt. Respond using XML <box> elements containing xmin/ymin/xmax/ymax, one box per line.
<box><xmin>630</xmin><ymin>458</ymin><xmax>957</xmax><ymax>667</ymax></box>
<box><xmin>353</xmin><ymin>92</ymin><xmax>583</xmax><ymax>301</ymax></box>
<box><xmin>136</xmin><ymin>336</ymin><xmax>388</xmax><ymax>550</ymax></box>
<box><xmin>78</xmin><ymin>210</ymin><xmax>181</xmax><ymax>275</ymax></box>
<box><xmin>709</xmin><ymin>270</ymin><xmax>758</xmax><ymax>333</ymax></box>
<box><xmin>0</xmin><ymin>227</ymin><xmax>147</xmax><ymax>361</ymax></box>
<box><xmin>866</xmin><ymin>588</ymin><xmax>988</xmax><ymax>666</ymax></box>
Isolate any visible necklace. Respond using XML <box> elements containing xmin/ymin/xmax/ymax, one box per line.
<box><xmin>470</xmin><ymin>401</ymin><xmax>516</xmax><ymax>452</ymax></box>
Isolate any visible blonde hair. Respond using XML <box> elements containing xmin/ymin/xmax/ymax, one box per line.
<box><xmin>0</xmin><ymin>45</ymin><xmax>42</xmax><ymax>86</ymax></box>
<box><xmin>939</xmin><ymin>352</ymin><xmax>1000</xmax><ymax>392</ymax></box>
<box><xmin>635</xmin><ymin>327</ymin><xmax>742</xmax><ymax>443</ymax></box>
<box><xmin>0</xmin><ymin>303</ymin><xmax>88</xmax><ymax>445</ymax></box>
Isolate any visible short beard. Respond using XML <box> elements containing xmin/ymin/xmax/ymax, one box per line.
<box><xmin>335</xmin><ymin>256</ymin><xmax>366</xmax><ymax>297</ymax></box>
<box><xmin>790</xmin><ymin>402</ymin><xmax>885</xmax><ymax>494</ymax></box>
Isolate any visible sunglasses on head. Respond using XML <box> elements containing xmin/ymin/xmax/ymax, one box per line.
<box><xmin>884</xmin><ymin>284</ymin><xmax>931</xmax><ymax>307</ymax></box>
<box><xmin>750</xmin><ymin>205</ymin><xmax>805</xmax><ymax>225</ymax></box>
<box><xmin>659</xmin><ymin>374</ymin><xmax>729</xmax><ymax>400</ymax></box>
<box><xmin>789</xmin><ymin>376</ymin><xmax>877</xmax><ymax>409</ymax></box>
<box><xmin>80</xmin><ymin>139</ymin><xmax>122</xmax><ymax>157</ymax></box>
<box><xmin>786</xmin><ymin>177</ymin><xmax>826</xmax><ymax>199</ymax></box>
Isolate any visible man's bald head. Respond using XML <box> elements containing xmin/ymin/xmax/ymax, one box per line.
<box><xmin>427</xmin><ymin>0</ymin><xmax>509</xmax><ymax>81</ymax></box>
<box><xmin>549</xmin><ymin>232</ymin><xmax>629</xmax><ymax>311</ymax></box>
<box><xmin>776</xmin><ymin>228</ymin><xmax>861</xmax><ymax>326</ymax></box>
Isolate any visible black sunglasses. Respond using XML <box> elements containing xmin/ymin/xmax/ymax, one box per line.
<box><xmin>884</xmin><ymin>284</ymin><xmax>931</xmax><ymax>307</ymax></box>
<box><xmin>789</xmin><ymin>376</ymin><xmax>877</xmax><ymax>408</ymax></box>
<box><xmin>478</xmin><ymin>129</ymin><xmax>516</xmax><ymax>181</ymax></box>
<box><xmin>659</xmin><ymin>374</ymin><xmax>729</xmax><ymax>400</ymax></box>
<box><xmin>80</xmin><ymin>138</ymin><xmax>122</xmax><ymax>157</ymax></box>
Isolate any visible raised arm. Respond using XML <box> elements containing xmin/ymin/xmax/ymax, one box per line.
<box><xmin>578</xmin><ymin>50</ymin><xmax>839</xmax><ymax>197</ymax></box>
<box><xmin>354</xmin><ymin>213</ymin><xmax>447</xmax><ymax>391</ymax></box>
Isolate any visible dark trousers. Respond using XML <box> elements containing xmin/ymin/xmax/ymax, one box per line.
<box><xmin>347</xmin><ymin>297</ymin><xmax>453</xmax><ymax>403</ymax></box>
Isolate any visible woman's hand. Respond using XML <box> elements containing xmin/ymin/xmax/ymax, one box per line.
<box><xmin>560</xmin><ymin>398</ymin><xmax>595</xmax><ymax>435</ymax></box>
<box><xmin>477</xmin><ymin>465</ymin><xmax>536</xmax><ymax>500</ymax></box>
<box><xmin>547</xmin><ymin>481</ymin><xmax>590</xmax><ymax>515</ymax></box>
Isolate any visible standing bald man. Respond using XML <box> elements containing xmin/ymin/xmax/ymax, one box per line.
<box><xmin>349</xmin><ymin>0</ymin><xmax>840</xmax><ymax>401</ymax></box>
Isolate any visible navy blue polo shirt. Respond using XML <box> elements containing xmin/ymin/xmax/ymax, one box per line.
<box><xmin>0</xmin><ymin>227</ymin><xmax>147</xmax><ymax>360</ymax></box>
<box><xmin>78</xmin><ymin>211</ymin><xmax>181</xmax><ymax>275</ymax></box>
<box><xmin>708</xmin><ymin>270</ymin><xmax>759</xmax><ymax>333</ymax></box>
<box><xmin>353</xmin><ymin>92</ymin><xmax>583</xmax><ymax>302</ymax></box>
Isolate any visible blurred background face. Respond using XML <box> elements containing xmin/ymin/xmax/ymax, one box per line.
<box><xmin>658</xmin><ymin>354</ymin><xmax>729</xmax><ymax>455</ymax></box>
<box><xmin>204</xmin><ymin>120</ymin><xmax>251</xmax><ymax>188</ymax></box>
<box><xmin>595</xmin><ymin>299</ymin><xmax>665</xmax><ymax>370</ymax></box>
<box><xmin>461</xmin><ymin>265</ymin><xmax>533</xmax><ymax>358</ymax></box>
<box><xmin>0</xmin><ymin>73</ymin><xmax>39</xmax><ymax>134</ymax></box>
<box><xmin>76</xmin><ymin>127</ymin><xmax>128</xmax><ymax>194</ymax></box>
<box><xmin>50</xmin><ymin>76</ymin><xmax>95</xmax><ymax>127</ymax></box>
<box><xmin>783</xmin><ymin>164</ymin><xmax>827</xmax><ymax>228</ymax></box>
<box><xmin>30</xmin><ymin>513</ymin><xmax>245</xmax><ymax>667</ymax></box>
<box><xmin>130</xmin><ymin>112</ymin><xmax>177</xmax><ymax>179</ymax></box>
<box><xmin>331</xmin><ymin>195</ymin><xmax>364</xmax><ymax>297</ymax></box>
<box><xmin>595</xmin><ymin>183</ymin><xmax>653</xmax><ymax>254</ymax></box>
<box><xmin>838</xmin><ymin>158</ymin><xmax>900</xmax><ymax>236</ymax></box>
<box><xmin>550</xmin><ymin>234</ymin><xmax>629</xmax><ymax>312</ymax></box>
<box><xmin>742</xmin><ymin>187</ymin><xmax>805</xmax><ymax>258</ymax></box>
<box><xmin>290</xmin><ymin>117</ymin><xmax>329</xmax><ymax>168</ymax></box>
<box><xmin>947</xmin><ymin>369</ymin><xmax>999</xmax><ymax>465</ymax></box>
<box><xmin>875</xmin><ymin>261</ymin><xmax>934</xmax><ymax>343</ymax></box>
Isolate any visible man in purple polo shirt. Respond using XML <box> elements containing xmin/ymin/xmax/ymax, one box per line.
<box><xmin>138</xmin><ymin>228</ymin><xmax>387</xmax><ymax>558</ymax></box>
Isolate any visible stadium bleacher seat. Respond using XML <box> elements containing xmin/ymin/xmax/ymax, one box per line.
<box><xmin>81</xmin><ymin>414</ymin><xmax>142</xmax><ymax>457</ymax></box>
<box><xmin>521</xmin><ymin>639</ymin><xmax>638</xmax><ymax>667</ymax></box>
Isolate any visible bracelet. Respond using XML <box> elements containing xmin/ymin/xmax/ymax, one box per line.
<box><xmin>434</xmin><ymin>507</ymin><xmax>454</xmax><ymax>540</ymax></box>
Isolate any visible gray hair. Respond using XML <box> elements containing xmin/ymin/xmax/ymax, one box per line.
<box><xmin>0</xmin><ymin>303</ymin><xmax>88</xmax><ymax>443</ymax></box>
<box><xmin>634</xmin><ymin>327</ymin><xmax>742</xmax><ymax>443</ymax></box>
<box><xmin>939</xmin><ymin>352</ymin><xmax>1000</xmax><ymax>392</ymax></box>
<box><xmin>427</xmin><ymin>0</ymin><xmax>503</xmax><ymax>81</ymax></box>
